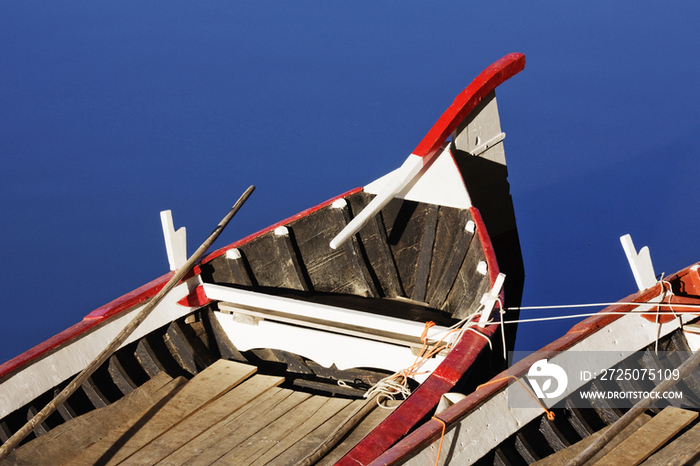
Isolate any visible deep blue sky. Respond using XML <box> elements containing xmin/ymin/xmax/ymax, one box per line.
<box><xmin>1</xmin><ymin>2</ymin><xmax>699</xmax><ymax>364</ymax></box>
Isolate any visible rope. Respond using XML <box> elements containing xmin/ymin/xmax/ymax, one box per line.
<box><xmin>363</xmin><ymin>319</ymin><xmax>479</xmax><ymax>407</ymax></box>
<box><xmin>479</xmin><ymin>309</ymin><xmax>700</xmax><ymax>326</ymax></box>
<box><xmin>431</xmin><ymin>415</ymin><xmax>447</xmax><ymax>466</ymax></box>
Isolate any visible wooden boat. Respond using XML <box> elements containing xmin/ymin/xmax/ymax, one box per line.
<box><xmin>373</xmin><ymin>247</ymin><xmax>700</xmax><ymax>466</ymax></box>
<box><xmin>0</xmin><ymin>54</ymin><xmax>526</xmax><ymax>465</ymax></box>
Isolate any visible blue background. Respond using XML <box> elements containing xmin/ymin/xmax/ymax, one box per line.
<box><xmin>2</xmin><ymin>2</ymin><xmax>699</xmax><ymax>364</ymax></box>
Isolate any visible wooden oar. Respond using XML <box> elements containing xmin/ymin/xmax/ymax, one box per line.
<box><xmin>0</xmin><ymin>185</ymin><xmax>255</xmax><ymax>461</ymax></box>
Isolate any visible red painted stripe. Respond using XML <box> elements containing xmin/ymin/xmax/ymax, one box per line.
<box><xmin>200</xmin><ymin>187</ymin><xmax>363</xmax><ymax>266</ymax></box>
<box><xmin>368</xmin><ymin>263</ymin><xmax>700</xmax><ymax>466</ymax></box>
<box><xmin>412</xmin><ymin>53</ymin><xmax>525</xmax><ymax>160</ymax></box>
<box><xmin>0</xmin><ymin>272</ymin><xmax>174</xmax><ymax>380</ymax></box>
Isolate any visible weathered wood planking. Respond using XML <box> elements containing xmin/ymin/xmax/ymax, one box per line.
<box><xmin>264</xmin><ymin>399</ymin><xmax>367</xmax><ymax>466</ymax></box>
<box><xmin>316</xmin><ymin>400</ymin><xmax>399</xmax><ymax>466</ymax></box>
<box><xmin>121</xmin><ymin>374</ymin><xmax>284</xmax><ymax>466</ymax></box>
<box><xmin>2</xmin><ymin>372</ymin><xmax>183</xmax><ymax>466</ymax></box>
<box><xmin>641</xmin><ymin>421</ymin><xmax>700</xmax><ymax>465</ymax></box>
<box><xmin>595</xmin><ymin>407</ymin><xmax>698</xmax><ymax>466</ymax></box>
<box><xmin>247</xmin><ymin>397</ymin><xmax>353</xmax><ymax>466</ymax></box>
<box><xmin>62</xmin><ymin>360</ymin><xmax>256</xmax><ymax>466</ymax></box>
<box><xmin>157</xmin><ymin>387</ymin><xmax>288</xmax><ymax>466</ymax></box>
<box><xmin>211</xmin><ymin>396</ymin><xmax>344</xmax><ymax>466</ymax></box>
<box><xmin>531</xmin><ymin>414</ymin><xmax>651</xmax><ymax>466</ymax></box>
<box><xmin>174</xmin><ymin>390</ymin><xmax>311</xmax><ymax>466</ymax></box>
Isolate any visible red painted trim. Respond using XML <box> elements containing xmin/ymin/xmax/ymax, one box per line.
<box><xmin>0</xmin><ymin>272</ymin><xmax>175</xmax><ymax>380</ymax></box>
<box><xmin>369</xmin><ymin>263</ymin><xmax>700</xmax><ymax>466</ymax></box>
<box><xmin>177</xmin><ymin>285</ymin><xmax>211</xmax><ymax>308</ymax></box>
<box><xmin>200</xmin><ymin>187</ymin><xmax>363</xmax><ymax>266</ymax></box>
<box><xmin>336</xmin><ymin>207</ymin><xmax>502</xmax><ymax>466</ymax></box>
<box><xmin>84</xmin><ymin>272</ymin><xmax>175</xmax><ymax>320</ymax></box>
<box><xmin>470</xmin><ymin>206</ymin><xmax>501</xmax><ymax>293</ymax></box>
<box><xmin>412</xmin><ymin>53</ymin><xmax>525</xmax><ymax>160</ymax></box>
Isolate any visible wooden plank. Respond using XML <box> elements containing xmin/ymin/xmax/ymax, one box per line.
<box><xmin>532</xmin><ymin>413</ymin><xmax>651</xmax><ymax>466</ymax></box>
<box><xmin>63</xmin><ymin>360</ymin><xmax>256</xmax><ymax>466</ymax></box>
<box><xmin>594</xmin><ymin>407</ymin><xmax>698</xmax><ymax>466</ymax></box>
<box><xmin>172</xmin><ymin>389</ymin><xmax>310</xmax><ymax>466</ymax></box>
<box><xmin>265</xmin><ymin>399</ymin><xmax>366</xmax><ymax>466</ymax></box>
<box><xmin>249</xmin><ymin>397</ymin><xmax>353</xmax><ymax>466</ymax></box>
<box><xmin>411</xmin><ymin>204</ymin><xmax>438</xmax><ymax>303</ymax></box>
<box><xmin>4</xmin><ymin>372</ymin><xmax>182</xmax><ymax>466</ymax></box>
<box><xmin>332</xmin><ymin>201</ymin><xmax>379</xmax><ymax>299</ymax></box>
<box><xmin>315</xmin><ymin>400</ymin><xmax>397</xmax><ymax>466</ymax></box>
<box><xmin>155</xmin><ymin>386</ymin><xmax>287</xmax><ymax>466</ymax></box>
<box><xmin>108</xmin><ymin>354</ymin><xmax>138</xmax><ymax>395</ymax></box>
<box><xmin>427</xmin><ymin>212</ymin><xmax>473</xmax><ymax>310</ymax></box>
<box><xmin>121</xmin><ymin>374</ymin><xmax>284</xmax><ymax>466</ymax></box>
<box><xmin>641</xmin><ymin>421</ymin><xmax>700</xmax><ymax>465</ymax></box>
<box><xmin>274</xmin><ymin>227</ymin><xmax>311</xmax><ymax>292</ymax></box>
<box><xmin>212</xmin><ymin>395</ymin><xmax>332</xmax><ymax>466</ymax></box>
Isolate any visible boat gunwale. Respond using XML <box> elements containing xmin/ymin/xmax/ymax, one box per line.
<box><xmin>369</xmin><ymin>263</ymin><xmax>700</xmax><ymax>466</ymax></box>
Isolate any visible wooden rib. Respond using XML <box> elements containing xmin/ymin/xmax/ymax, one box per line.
<box><xmin>411</xmin><ymin>204</ymin><xmax>438</xmax><ymax>303</ymax></box>
<box><xmin>514</xmin><ymin>431</ymin><xmax>540</xmax><ymax>464</ymax></box>
<box><xmin>588</xmin><ymin>380</ymin><xmax>623</xmax><ymax>425</ymax></box>
<box><xmin>5</xmin><ymin>372</ymin><xmax>182</xmax><ymax>466</ymax></box>
<box><xmin>332</xmin><ymin>202</ymin><xmax>379</xmax><ymax>298</ymax></box>
<box><xmin>26</xmin><ymin>405</ymin><xmax>49</xmax><ymax>437</ymax></box>
<box><xmin>594</xmin><ymin>407</ymin><xmax>697</xmax><ymax>466</ymax></box>
<box><xmin>275</xmin><ymin>228</ymin><xmax>312</xmax><ymax>292</ymax></box>
<box><xmin>175</xmin><ymin>390</ymin><xmax>310</xmax><ymax>466</ymax></box>
<box><xmin>228</xmin><ymin>248</ymin><xmax>254</xmax><ymax>286</ymax></box>
<box><xmin>200</xmin><ymin>308</ymin><xmax>248</xmax><ymax>362</ymax></box>
<box><xmin>135</xmin><ymin>338</ymin><xmax>167</xmax><ymax>377</ymax></box>
<box><xmin>368</xmin><ymin>211</ymin><xmax>404</xmax><ymax>298</ymax></box>
<box><xmin>123</xmin><ymin>374</ymin><xmax>284</xmax><ymax>466</ymax></box>
<box><xmin>0</xmin><ymin>421</ymin><xmax>10</xmax><ymax>443</ymax></box>
<box><xmin>427</xmin><ymin>218</ymin><xmax>474</xmax><ymax>309</ymax></box>
<box><xmin>108</xmin><ymin>354</ymin><xmax>138</xmax><ymax>395</ymax></box>
<box><xmin>532</xmin><ymin>414</ymin><xmax>650</xmax><ymax>466</ymax></box>
<box><xmin>539</xmin><ymin>416</ymin><xmax>570</xmax><ymax>452</ymax></box>
<box><xmin>62</xmin><ymin>360</ymin><xmax>256</xmax><ymax>466</ymax></box>
<box><xmin>81</xmin><ymin>376</ymin><xmax>109</xmax><ymax>408</ymax></box>
<box><xmin>163</xmin><ymin>320</ymin><xmax>217</xmax><ymax>375</ymax></box>
<box><xmin>54</xmin><ymin>387</ymin><xmax>78</xmax><ymax>421</ymax></box>
<box><xmin>564</xmin><ymin>399</ymin><xmax>596</xmax><ymax>439</ymax></box>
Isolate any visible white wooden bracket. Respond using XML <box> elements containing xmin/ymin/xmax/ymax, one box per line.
<box><xmin>468</xmin><ymin>132</ymin><xmax>505</xmax><ymax>157</ymax></box>
<box><xmin>160</xmin><ymin>210</ymin><xmax>187</xmax><ymax>271</ymax></box>
<box><xmin>620</xmin><ymin>234</ymin><xmax>657</xmax><ymax>291</ymax></box>
<box><xmin>478</xmin><ymin>272</ymin><xmax>506</xmax><ymax>328</ymax></box>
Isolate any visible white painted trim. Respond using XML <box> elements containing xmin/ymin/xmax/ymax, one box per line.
<box><xmin>620</xmin><ymin>234</ymin><xmax>657</xmax><ymax>291</ymax></box>
<box><xmin>0</xmin><ymin>277</ymin><xmax>200</xmax><ymax>419</ymax></box>
<box><xmin>202</xmin><ymin>283</ymin><xmax>450</xmax><ymax>343</ymax></box>
<box><xmin>213</xmin><ymin>312</ymin><xmax>443</xmax><ymax>381</ymax></box>
<box><xmin>160</xmin><ymin>210</ymin><xmax>187</xmax><ymax>271</ymax></box>
<box><xmin>364</xmin><ymin>145</ymin><xmax>472</xmax><ymax>210</ymax></box>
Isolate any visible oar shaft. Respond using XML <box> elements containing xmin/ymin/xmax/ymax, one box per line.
<box><xmin>0</xmin><ymin>185</ymin><xmax>254</xmax><ymax>460</ymax></box>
